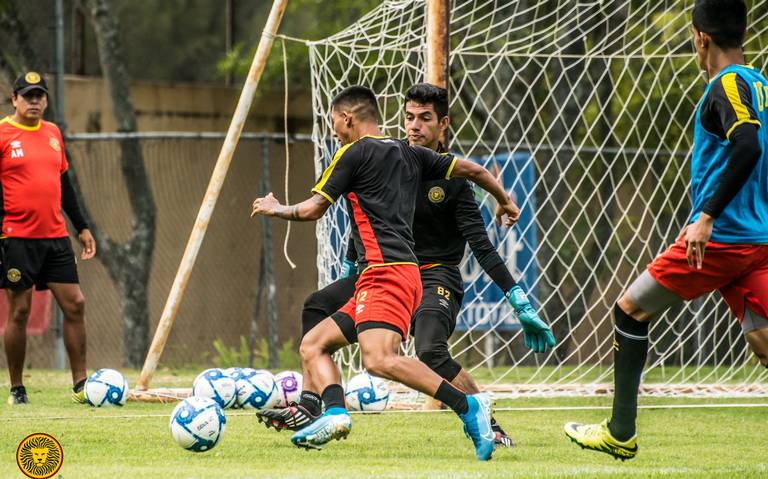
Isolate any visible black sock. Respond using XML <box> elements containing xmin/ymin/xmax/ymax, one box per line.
<box><xmin>608</xmin><ymin>303</ymin><xmax>649</xmax><ymax>442</ymax></box>
<box><xmin>10</xmin><ymin>385</ymin><xmax>25</xmax><ymax>394</ymax></box>
<box><xmin>490</xmin><ymin>416</ymin><xmax>503</xmax><ymax>433</ymax></box>
<box><xmin>73</xmin><ymin>378</ymin><xmax>86</xmax><ymax>393</ymax></box>
<box><xmin>299</xmin><ymin>390</ymin><xmax>322</xmax><ymax>416</ymax></box>
<box><xmin>434</xmin><ymin>380</ymin><xmax>468</xmax><ymax>415</ymax></box>
<box><xmin>321</xmin><ymin>384</ymin><xmax>346</xmax><ymax>410</ymax></box>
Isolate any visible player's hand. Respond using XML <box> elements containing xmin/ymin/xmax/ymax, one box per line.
<box><xmin>251</xmin><ymin>192</ymin><xmax>281</xmax><ymax>218</ymax></box>
<box><xmin>340</xmin><ymin>259</ymin><xmax>356</xmax><ymax>278</ymax></box>
<box><xmin>78</xmin><ymin>228</ymin><xmax>96</xmax><ymax>260</ymax></box>
<box><xmin>495</xmin><ymin>196</ymin><xmax>520</xmax><ymax>227</ymax></box>
<box><xmin>506</xmin><ymin>287</ymin><xmax>556</xmax><ymax>353</ymax></box>
<box><xmin>685</xmin><ymin>214</ymin><xmax>714</xmax><ymax>270</ymax></box>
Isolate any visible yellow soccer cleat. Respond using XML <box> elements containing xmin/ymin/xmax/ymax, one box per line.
<box><xmin>71</xmin><ymin>379</ymin><xmax>87</xmax><ymax>404</ymax></box>
<box><xmin>71</xmin><ymin>388</ymin><xmax>87</xmax><ymax>404</ymax></box>
<box><xmin>564</xmin><ymin>419</ymin><xmax>638</xmax><ymax>461</ymax></box>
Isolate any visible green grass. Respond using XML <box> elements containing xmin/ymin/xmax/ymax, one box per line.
<box><xmin>1</xmin><ymin>371</ymin><xmax>766</xmax><ymax>478</ymax></box>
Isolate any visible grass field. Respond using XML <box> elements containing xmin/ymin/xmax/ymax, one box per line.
<box><xmin>1</xmin><ymin>370</ymin><xmax>767</xmax><ymax>478</ymax></box>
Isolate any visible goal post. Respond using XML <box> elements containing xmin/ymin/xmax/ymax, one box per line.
<box><xmin>135</xmin><ymin>0</ymin><xmax>290</xmax><ymax>391</ymax></box>
<box><xmin>308</xmin><ymin>0</ymin><xmax>768</xmax><ymax>398</ymax></box>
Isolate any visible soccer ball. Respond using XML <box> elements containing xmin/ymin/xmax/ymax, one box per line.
<box><xmin>169</xmin><ymin>396</ymin><xmax>226</xmax><ymax>452</ymax></box>
<box><xmin>235</xmin><ymin>369</ymin><xmax>279</xmax><ymax>410</ymax></box>
<box><xmin>274</xmin><ymin>370</ymin><xmax>303</xmax><ymax>408</ymax></box>
<box><xmin>192</xmin><ymin>368</ymin><xmax>237</xmax><ymax>409</ymax></box>
<box><xmin>223</xmin><ymin>367</ymin><xmax>243</xmax><ymax>380</ymax></box>
<box><xmin>345</xmin><ymin>372</ymin><xmax>389</xmax><ymax>412</ymax></box>
<box><xmin>84</xmin><ymin>368</ymin><xmax>128</xmax><ymax>407</ymax></box>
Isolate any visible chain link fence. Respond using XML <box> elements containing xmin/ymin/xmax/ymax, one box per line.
<box><xmin>0</xmin><ymin>132</ymin><xmax>319</xmax><ymax>373</ymax></box>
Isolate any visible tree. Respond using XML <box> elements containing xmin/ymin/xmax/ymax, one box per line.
<box><xmin>80</xmin><ymin>0</ymin><xmax>156</xmax><ymax>367</ymax></box>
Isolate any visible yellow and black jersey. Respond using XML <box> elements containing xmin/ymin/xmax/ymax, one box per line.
<box><xmin>313</xmin><ymin>135</ymin><xmax>455</xmax><ymax>269</ymax></box>
<box><xmin>699</xmin><ymin>70</ymin><xmax>760</xmax><ymax>140</ymax></box>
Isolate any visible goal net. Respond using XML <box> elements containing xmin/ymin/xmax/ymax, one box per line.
<box><xmin>305</xmin><ymin>0</ymin><xmax>768</xmax><ymax>397</ymax></box>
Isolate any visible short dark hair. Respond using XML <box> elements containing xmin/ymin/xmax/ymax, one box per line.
<box><xmin>331</xmin><ymin>85</ymin><xmax>379</xmax><ymax>122</ymax></box>
<box><xmin>692</xmin><ymin>0</ymin><xmax>748</xmax><ymax>49</ymax></box>
<box><xmin>404</xmin><ymin>83</ymin><xmax>449</xmax><ymax>119</ymax></box>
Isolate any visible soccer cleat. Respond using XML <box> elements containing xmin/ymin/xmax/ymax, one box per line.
<box><xmin>564</xmin><ymin>419</ymin><xmax>638</xmax><ymax>461</ymax></box>
<box><xmin>71</xmin><ymin>379</ymin><xmax>87</xmax><ymax>404</ymax></box>
<box><xmin>290</xmin><ymin>407</ymin><xmax>351</xmax><ymax>450</ymax></box>
<box><xmin>8</xmin><ymin>386</ymin><xmax>29</xmax><ymax>405</ymax></box>
<box><xmin>256</xmin><ymin>402</ymin><xmax>320</xmax><ymax>431</ymax></box>
<box><xmin>458</xmin><ymin>393</ymin><xmax>495</xmax><ymax>461</ymax></box>
<box><xmin>491</xmin><ymin>421</ymin><xmax>516</xmax><ymax>449</ymax></box>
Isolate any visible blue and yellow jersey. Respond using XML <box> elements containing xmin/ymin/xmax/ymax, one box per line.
<box><xmin>691</xmin><ymin>64</ymin><xmax>768</xmax><ymax>243</ymax></box>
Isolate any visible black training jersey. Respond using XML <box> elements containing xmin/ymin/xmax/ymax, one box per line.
<box><xmin>313</xmin><ymin>135</ymin><xmax>456</xmax><ymax>269</ymax></box>
<box><xmin>414</xmin><ymin>174</ymin><xmax>515</xmax><ymax>292</ymax></box>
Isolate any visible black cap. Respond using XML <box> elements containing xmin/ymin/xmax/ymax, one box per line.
<box><xmin>13</xmin><ymin>72</ymin><xmax>49</xmax><ymax>96</ymax></box>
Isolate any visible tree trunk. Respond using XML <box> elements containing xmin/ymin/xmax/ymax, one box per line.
<box><xmin>84</xmin><ymin>0</ymin><xmax>156</xmax><ymax>367</ymax></box>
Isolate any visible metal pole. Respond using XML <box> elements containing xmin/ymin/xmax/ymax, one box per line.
<box><xmin>52</xmin><ymin>0</ymin><xmax>67</xmax><ymax>371</ymax></box>
<box><xmin>257</xmin><ymin>139</ymin><xmax>278</xmax><ymax>369</ymax></box>
<box><xmin>225</xmin><ymin>0</ymin><xmax>235</xmax><ymax>86</ymax></box>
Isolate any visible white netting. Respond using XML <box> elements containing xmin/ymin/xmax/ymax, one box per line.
<box><xmin>303</xmin><ymin>0</ymin><xmax>768</xmax><ymax>396</ymax></box>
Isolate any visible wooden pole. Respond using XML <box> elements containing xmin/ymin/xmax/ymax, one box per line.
<box><xmin>425</xmin><ymin>0</ymin><xmax>450</xmax><ymax>88</ymax></box>
<box><xmin>136</xmin><ymin>0</ymin><xmax>289</xmax><ymax>390</ymax></box>
<box><xmin>424</xmin><ymin>0</ymin><xmax>451</xmax><ymax>411</ymax></box>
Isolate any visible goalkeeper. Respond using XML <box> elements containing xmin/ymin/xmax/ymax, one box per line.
<box><xmin>258</xmin><ymin>84</ymin><xmax>555</xmax><ymax>448</ymax></box>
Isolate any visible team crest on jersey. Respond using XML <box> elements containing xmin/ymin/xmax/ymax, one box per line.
<box><xmin>10</xmin><ymin>140</ymin><xmax>24</xmax><ymax>159</ymax></box>
<box><xmin>49</xmin><ymin>137</ymin><xmax>60</xmax><ymax>152</ymax></box>
<box><xmin>7</xmin><ymin>268</ymin><xmax>21</xmax><ymax>283</ymax></box>
<box><xmin>428</xmin><ymin>186</ymin><xmax>445</xmax><ymax>203</ymax></box>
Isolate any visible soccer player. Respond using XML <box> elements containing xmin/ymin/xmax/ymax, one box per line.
<box><xmin>564</xmin><ymin>0</ymin><xmax>768</xmax><ymax>460</ymax></box>
<box><xmin>251</xmin><ymin>85</ymin><xmax>519</xmax><ymax>460</ymax></box>
<box><xmin>258</xmin><ymin>83</ymin><xmax>555</xmax><ymax>448</ymax></box>
<box><xmin>2</xmin><ymin>72</ymin><xmax>95</xmax><ymax>404</ymax></box>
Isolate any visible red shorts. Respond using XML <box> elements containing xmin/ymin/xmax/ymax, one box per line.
<box><xmin>648</xmin><ymin>237</ymin><xmax>768</xmax><ymax>321</ymax></box>
<box><xmin>335</xmin><ymin>263</ymin><xmax>422</xmax><ymax>338</ymax></box>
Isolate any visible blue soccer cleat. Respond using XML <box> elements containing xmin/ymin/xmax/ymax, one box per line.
<box><xmin>459</xmin><ymin>393</ymin><xmax>495</xmax><ymax>461</ymax></box>
<box><xmin>290</xmin><ymin>407</ymin><xmax>351</xmax><ymax>450</ymax></box>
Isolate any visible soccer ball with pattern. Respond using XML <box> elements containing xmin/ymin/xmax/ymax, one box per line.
<box><xmin>169</xmin><ymin>396</ymin><xmax>226</xmax><ymax>452</ymax></box>
<box><xmin>235</xmin><ymin>369</ymin><xmax>279</xmax><ymax>410</ymax></box>
<box><xmin>192</xmin><ymin>368</ymin><xmax>237</xmax><ymax>409</ymax></box>
<box><xmin>84</xmin><ymin>368</ymin><xmax>128</xmax><ymax>407</ymax></box>
<box><xmin>274</xmin><ymin>370</ymin><xmax>303</xmax><ymax>408</ymax></box>
<box><xmin>345</xmin><ymin>372</ymin><xmax>389</xmax><ymax>412</ymax></box>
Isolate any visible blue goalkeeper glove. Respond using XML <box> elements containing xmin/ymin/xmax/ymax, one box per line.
<box><xmin>340</xmin><ymin>259</ymin><xmax>357</xmax><ymax>278</ymax></box>
<box><xmin>506</xmin><ymin>286</ymin><xmax>556</xmax><ymax>353</ymax></box>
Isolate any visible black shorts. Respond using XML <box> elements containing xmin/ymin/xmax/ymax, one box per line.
<box><xmin>411</xmin><ymin>265</ymin><xmax>463</xmax><ymax>336</ymax></box>
<box><xmin>0</xmin><ymin>237</ymin><xmax>79</xmax><ymax>291</ymax></box>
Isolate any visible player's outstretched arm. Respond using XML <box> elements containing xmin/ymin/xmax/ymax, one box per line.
<box><xmin>449</xmin><ymin>159</ymin><xmax>520</xmax><ymax>226</ymax></box>
<box><xmin>454</xmin><ymin>183</ymin><xmax>555</xmax><ymax>353</ymax></box>
<box><xmin>251</xmin><ymin>192</ymin><xmax>331</xmax><ymax>221</ymax></box>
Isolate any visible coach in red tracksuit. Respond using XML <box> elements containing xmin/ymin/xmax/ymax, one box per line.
<box><xmin>1</xmin><ymin>72</ymin><xmax>95</xmax><ymax>405</ymax></box>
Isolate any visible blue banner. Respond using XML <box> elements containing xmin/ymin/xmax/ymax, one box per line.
<box><xmin>456</xmin><ymin>152</ymin><xmax>538</xmax><ymax>332</ymax></box>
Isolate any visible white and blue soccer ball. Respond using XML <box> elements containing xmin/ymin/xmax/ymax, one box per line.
<box><xmin>223</xmin><ymin>367</ymin><xmax>243</xmax><ymax>380</ymax></box>
<box><xmin>345</xmin><ymin>372</ymin><xmax>390</xmax><ymax>412</ymax></box>
<box><xmin>274</xmin><ymin>370</ymin><xmax>303</xmax><ymax>408</ymax></box>
<box><xmin>235</xmin><ymin>369</ymin><xmax>279</xmax><ymax>410</ymax></box>
<box><xmin>169</xmin><ymin>396</ymin><xmax>226</xmax><ymax>452</ymax></box>
<box><xmin>192</xmin><ymin>368</ymin><xmax>237</xmax><ymax>409</ymax></box>
<box><xmin>84</xmin><ymin>368</ymin><xmax>129</xmax><ymax>407</ymax></box>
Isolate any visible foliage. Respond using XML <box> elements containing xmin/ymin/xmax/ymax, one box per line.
<box><xmin>217</xmin><ymin>0</ymin><xmax>380</xmax><ymax>91</ymax></box>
